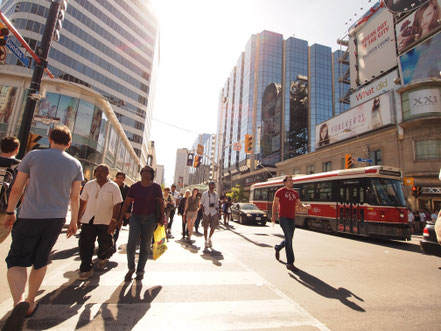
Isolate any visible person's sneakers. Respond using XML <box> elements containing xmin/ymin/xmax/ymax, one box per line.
<box><xmin>275</xmin><ymin>247</ymin><xmax>280</xmax><ymax>261</ymax></box>
<box><xmin>204</xmin><ymin>240</ymin><xmax>209</xmax><ymax>248</ymax></box>
<box><xmin>286</xmin><ymin>264</ymin><xmax>299</xmax><ymax>273</ymax></box>
<box><xmin>124</xmin><ymin>269</ymin><xmax>135</xmax><ymax>282</ymax></box>
<box><xmin>78</xmin><ymin>269</ymin><xmax>94</xmax><ymax>281</ymax></box>
<box><xmin>208</xmin><ymin>237</ymin><xmax>212</xmax><ymax>248</ymax></box>
<box><xmin>2</xmin><ymin>301</ymin><xmax>29</xmax><ymax>331</ymax></box>
<box><xmin>96</xmin><ymin>258</ymin><xmax>108</xmax><ymax>270</ymax></box>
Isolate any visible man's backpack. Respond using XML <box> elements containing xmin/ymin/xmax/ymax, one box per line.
<box><xmin>0</xmin><ymin>166</ymin><xmax>18</xmax><ymax>212</ymax></box>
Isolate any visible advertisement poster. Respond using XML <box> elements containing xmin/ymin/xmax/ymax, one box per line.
<box><xmin>56</xmin><ymin>95</ymin><xmax>79</xmax><ymax>132</ymax></box>
<box><xmin>399</xmin><ymin>31</ymin><xmax>441</xmax><ymax>84</ymax></box>
<box><xmin>349</xmin><ymin>7</ymin><xmax>397</xmax><ymax>88</ymax></box>
<box><xmin>108</xmin><ymin>127</ymin><xmax>117</xmax><ymax>155</ymax></box>
<box><xmin>117</xmin><ymin>142</ymin><xmax>125</xmax><ymax>162</ymax></box>
<box><xmin>74</xmin><ymin>100</ymin><xmax>94</xmax><ymax>137</ymax></box>
<box><xmin>0</xmin><ymin>86</ymin><xmax>17</xmax><ymax>124</ymax></box>
<box><xmin>261</xmin><ymin>83</ymin><xmax>281</xmax><ymax>165</ymax></box>
<box><xmin>385</xmin><ymin>0</ymin><xmax>430</xmax><ymax>13</ymax></box>
<box><xmin>396</xmin><ymin>0</ymin><xmax>441</xmax><ymax>54</ymax></box>
<box><xmin>350</xmin><ymin>70</ymin><xmax>398</xmax><ymax>107</ymax></box>
<box><xmin>37</xmin><ymin>93</ymin><xmax>60</xmax><ymax>118</ymax></box>
<box><xmin>97</xmin><ymin>112</ymin><xmax>107</xmax><ymax>153</ymax></box>
<box><xmin>89</xmin><ymin>107</ymin><xmax>102</xmax><ymax>141</ymax></box>
<box><xmin>316</xmin><ymin>92</ymin><xmax>393</xmax><ymax>149</ymax></box>
<box><xmin>408</xmin><ymin>88</ymin><xmax>441</xmax><ymax>115</ymax></box>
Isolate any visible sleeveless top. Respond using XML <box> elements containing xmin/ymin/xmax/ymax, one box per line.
<box><xmin>187</xmin><ymin>196</ymin><xmax>200</xmax><ymax>212</ymax></box>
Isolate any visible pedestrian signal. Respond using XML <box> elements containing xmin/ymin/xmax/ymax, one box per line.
<box><xmin>27</xmin><ymin>132</ymin><xmax>42</xmax><ymax>151</ymax></box>
<box><xmin>0</xmin><ymin>22</ymin><xmax>9</xmax><ymax>46</ymax></box>
<box><xmin>345</xmin><ymin>154</ymin><xmax>353</xmax><ymax>169</ymax></box>
<box><xmin>186</xmin><ymin>153</ymin><xmax>194</xmax><ymax>166</ymax></box>
<box><xmin>193</xmin><ymin>155</ymin><xmax>202</xmax><ymax>168</ymax></box>
<box><xmin>245</xmin><ymin>134</ymin><xmax>253</xmax><ymax>154</ymax></box>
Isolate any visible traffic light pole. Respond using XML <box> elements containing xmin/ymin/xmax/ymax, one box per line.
<box><xmin>17</xmin><ymin>1</ymin><xmax>61</xmax><ymax>159</ymax></box>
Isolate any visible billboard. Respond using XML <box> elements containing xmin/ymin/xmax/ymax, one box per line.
<box><xmin>399</xmin><ymin>31</ymin><xmax>441</xmax><ymax>84</ymax></box>
<box><xmin>350</xmin><ymin>70</ymin><xmax>398</xmax><ymax>107</ymax></box>
<box><xmin>349</xmin><ymin>7</ymin><xmax>397</xmax><ymax>88</ymax></box>
<box><xmin>385</xmin><ymin>0</ymin><xmax>430</xmax><ymax>13</ymax></box>
<box><xmin>316</xmin><ymin>92</ymin><xmax>393</xmax><ymax>149</ymax></box>
<box><xmin>408</xmin><ymin>88</ymin><xmax>441</xmax><ymax>115</ymax></box>
<box><xmin>261</xmin><ymin>83</ymin><xmax>281</xmax><ymax>165</ymax></box>
<box><xmin>396</xmin><ymin>0</ymin><xmax>441</xmax><ymax>54</ymax></box>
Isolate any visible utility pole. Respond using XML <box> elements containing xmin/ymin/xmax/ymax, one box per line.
<box><xmin>17</xmin><ymin>1</ymin><xmax>64</xmax><ymax>158</ymax></box>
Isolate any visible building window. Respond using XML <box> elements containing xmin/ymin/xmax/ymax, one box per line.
<box><xmin>293</xmin><ymin>168</ymin><xmax>301</xmax><ymax>175</ymax></box>
<box><xmin>322</xmin><ymin>161</ymin><xmax>331</xmax><ymax>172</ymax></box>
<box><xmin>306</xmin><ymin>165</ymin><xmax>314</xmax><ymax>174</ymax></box>
<box><xmin>415</xmin><ymin>140</ymin><xmax>441</xmax><ymax>160</ymax></box>
<box><xmin>369</xmin><ymin>150</ymin><xmax>382</xmax><ymax>165</ymax></box>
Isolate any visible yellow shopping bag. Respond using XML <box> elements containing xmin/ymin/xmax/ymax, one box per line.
<box><xmin>153</xmin><ymin>225</ymin><xmax>167</xmax><ymax>260</ymax></box>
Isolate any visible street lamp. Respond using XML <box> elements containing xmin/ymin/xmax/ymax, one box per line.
<box><xmin>343</xmin><ymin>128</ymin><xmax>370</xmax><ymax>159</ymax></box>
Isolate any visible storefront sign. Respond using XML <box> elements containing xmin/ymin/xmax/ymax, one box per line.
<box><xmin>409</xmin><ymin>88</ymin><xmax>441</xmax><ymax>115</ymax></box>
<box><xmin>350</xmin><ymin>70</ymin><xmax>398</xmax><ymax>107</ymax></box>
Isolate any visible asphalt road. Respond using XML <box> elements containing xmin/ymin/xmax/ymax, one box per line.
<box><xmin>0</xmin><ymin>216</ymin><xmax>440</xmax><ymax>330</ymax></box>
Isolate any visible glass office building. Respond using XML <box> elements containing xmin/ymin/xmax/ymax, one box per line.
<box><xmin>0</xmin><ymin>0</ymin><xmax>159</xmax><ymax>166</ymax></box>
<box><xmin>217</xmin><ymin>30</ymin><xmax>350</xmax><ymax>176</ymax></box>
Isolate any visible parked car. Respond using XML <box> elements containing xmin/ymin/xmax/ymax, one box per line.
<box><xmin>231</xmin><ymin>203</ymin><xmax>267</xmax><ymax>225</ymax></box>
<box><xmin>420</xmin><ymin>222</ymin><xmax>441</xmax><ymax>257</ymax></box>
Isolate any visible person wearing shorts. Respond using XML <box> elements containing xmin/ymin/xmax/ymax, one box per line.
<box><xmin>3</xmin><ymin>126</ymin><xmax>83</xmax><ymax>329</ymax></box>
<box><xmin>200</xmin><ymin>181</ymin><xmax>219</xmax><ymax>248</ymax></box>
<box><xmin>183</xmin><ymin>188</ymin><xmax>200</xmax><ymax>241</ymax></box>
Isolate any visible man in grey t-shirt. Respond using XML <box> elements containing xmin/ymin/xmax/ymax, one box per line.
<box><xmin>2</xmin><ymin>126</ymin><xmax>83</xmax><ymax>329</ymax></box>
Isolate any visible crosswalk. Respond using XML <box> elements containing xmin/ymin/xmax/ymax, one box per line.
<box><xmin>0</xmin><ymin>228</ymin><xmax>329</xmax><ymax>330</ymax></box>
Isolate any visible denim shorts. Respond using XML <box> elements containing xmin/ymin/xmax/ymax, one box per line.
<box><xmin>6</xmin><ymin>218</ymin><xmax>65</xmax><ymax>269</ymax></box>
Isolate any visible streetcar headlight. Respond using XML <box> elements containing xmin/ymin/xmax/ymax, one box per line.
<box><xmin>400</xmin><ymin>213</ymin><xmax>404</xmax><ymax>218</ymax></box>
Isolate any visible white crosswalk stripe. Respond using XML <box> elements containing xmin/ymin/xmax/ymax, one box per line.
<box><xmin>0</xmin><ymin>228</ymin><xmax>329</xmax><ymax>330</ymax></box>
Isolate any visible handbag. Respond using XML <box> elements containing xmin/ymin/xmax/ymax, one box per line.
<box><xmin>153</xmin><ymin>225</ymin><xmax>167</xmax><ymax>260</ymax></box>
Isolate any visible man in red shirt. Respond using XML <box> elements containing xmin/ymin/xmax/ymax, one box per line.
<box><xmin>271</xmin><ymin>176</ymin><xmax>310</xmax><ymax>272</ymax></box>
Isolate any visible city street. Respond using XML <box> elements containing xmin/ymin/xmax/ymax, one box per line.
<box><xmin>0</xmin><ymin>216</ymin><xmax>440</xmax><ymax>330</ymax></box>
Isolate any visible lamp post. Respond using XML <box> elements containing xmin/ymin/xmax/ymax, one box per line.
<box><xmin>343</xmin><ymin>128</ymin><xmax>370</xmax><ymax>161</ymax></box>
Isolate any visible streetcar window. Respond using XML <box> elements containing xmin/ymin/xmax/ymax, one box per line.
<box><xmin>359</xmin><ymin>187</ymin><xmax>365</xmax><ymax>204</ymax></box>
<box><xmin>351</xmin><ymin>187</ymin><xmax>359</xmax><ymax>204</ymax></box>
<box><xmin>261</xmin><ymin>188</ymin><xmax>268</xmax><ymax>201</ymax></box>
<box><xmin>345</xmin><ymin>187</ymin><xmax>350</xmax><ymax>203</ymax></box>
<box><xmin>303</xmin><ymin>183</ymin><xmax>315</xmax><ymax>201</ymax></box>
<box><xmin>367</xmin><ymin>178</ymin><xmax>406</xmax><ymax>206</ymax></box>
<box><xmin>317</xmin><ymin>182</ymin><xmax>332</xmax><ymax>201</ymax></box>
<box><xmin>268</xmin><ymin>187</ymin><xmax>277</xmax><ymax>201</ymax></box>
<box><xmin>254</xmin><ymin>189</ymin><xmax>261</xmax><ymax>201</ymax></box>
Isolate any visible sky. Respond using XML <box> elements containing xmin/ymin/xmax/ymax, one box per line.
<box><xmin>149</xmin><ymin>0</ymin><xmax>376</xmax><ymax>185</ymax></box>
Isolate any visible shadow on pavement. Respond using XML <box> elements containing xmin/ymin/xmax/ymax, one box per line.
<box><xmin>78</xmin><ymin>281</ymin><xmax>162</xmax><ymax>330</ymax></box>
<box><xmin>200</xmin><ymin>247</ymin><xmax>224</xmax><ymax>266</ymax></box>
<box><xmin>289</xmin><ymin>270</ymin><xmax>365</xmax><ymax>312</ymax></box>
<box><xmin>227</xmin><ymin>227</ymin><xmax>272</xmax><ymax>248</ymax></box>
<box><xmin>25</xmin><ymin>263</ymin><xmax>117</xmax><ymax>330</ymax></box>
<box><xmin>176</xmin><ymin>238</ymin><xmax>201</xmax><ymax>254</ymax></box>
<box><xmin>48</xmin><ymin>246</ymin><xmax>80</xmax><ymax>262</ymax></box>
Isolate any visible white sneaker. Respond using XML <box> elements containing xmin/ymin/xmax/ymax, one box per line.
<box><xmin>78</xmin><ymin>269</ymin><xmax>94</xmax><ymax>281</ymax></box>
<box><xmin>208</xmin><ymin>238</ymin><xmax>212</xmax><ymax>248</ymax></box>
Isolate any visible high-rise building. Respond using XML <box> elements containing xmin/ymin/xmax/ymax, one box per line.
<box><xmin>216</xmin><ymin>30</ymin><xmax>349</xmax><ymax>190</ymax></box>
<box><xmin>0</xmin><ymin>0</ymin><xmax>159</xmax><ymax>166</ymax></box>
<box><xmin>189</xmin><ymin>133</ymin><xmax>215</xmax><ymax>185</ymax></box>
<box><xmin>174</xmin><ymin>148</ymin><xmax>190</xmax><ymax>189</ymax></box>
<box><xmin>155</xmin><ymin>164</ymin><xmax>164</xmax><ymax>186</ymax></box>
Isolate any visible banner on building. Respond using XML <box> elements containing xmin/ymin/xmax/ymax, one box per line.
<box><xmin>384</xmin><ymin>0</ymin><xmax>430</xmax><ymax>13</ymax></box>
<box><xmin>399</xmin><ymin>31</ymin><xmax>441</xmax><ymax>84</ymax></box>
<box><xmin>408</xmin><ymin>88</ymin><xmax>441</xmax><ymax>115</ymax></box>
<box><xmin>315</xmin><ymin>92</ymin><xmax>394</xmax><ymax>149</ymax></box>
<box><xmin>396</xmin><ymin>0</ymin><xmax>441</xmax><ymax>54</ymax></box>
<box><xmin>350</xmin><ymin>70</ymin><xmax>398</xmax><ymax>107</ymax></box>
<box><xmin>349</xmin><ymin>7</ymin><xmax>397</xmax><ymax>89</ymax></box>
<box><xmin>261</xmin><ymin>83</ymin><xmax>282</xmax><ymax>165</ymax></box>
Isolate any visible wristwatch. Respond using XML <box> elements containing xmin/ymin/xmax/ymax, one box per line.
<box><xmin>6</xmin><ymin>211</ymin><xmax>15</xmax><ymax>215</ymax></box>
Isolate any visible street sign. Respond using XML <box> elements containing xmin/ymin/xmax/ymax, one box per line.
<box><xmin>0</xmin><ymin>45</ymin><xmax>7</xmax><ymax>64</ymax></box>
<box><xmin>4</xmin><ymin>36</ymin><xmax>29</xmax><ymax>67</ymax></box>
<box><xmin>403</xmin><ymin>177</ymin><xmax>414</xmax><ymax>186</ymax></box>
<box><xmin>357</xmin><ymin>157</ymin><xmax>372</xmax><ymax>163</ymax></box>
<box><xmin>233</xmin><ymin>141</ymin><xmax>241</xmax><ymax>152</ymax></box>
<box><xmin>197</xmin><ymin>144</ymin><xmax>204</xmax><ymax>155</ymax></box>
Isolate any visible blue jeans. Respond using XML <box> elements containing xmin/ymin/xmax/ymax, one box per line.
<box><xmin>127</xmin><ymin>213</ymin><xmax>157</xmax><ymax>275</ymax></box>
<box><xmin>275</xmin><ymin>217</ymin><xmax>296</xmax><ymax>264</ymax></box>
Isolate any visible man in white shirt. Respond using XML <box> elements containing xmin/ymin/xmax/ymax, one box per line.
<box><xmin>77</xmin><ymin>164</ymin><xmax>123</xmax><ymax>280</ymax></box>
<box><xmin>200</xmin><ymin>181</ymin><xmax>219</xmax><ymax>248</ymax></box>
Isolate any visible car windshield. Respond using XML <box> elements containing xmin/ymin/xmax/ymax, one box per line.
<box><xmin>240</xmin><ymin>204</ymin><xmax>259</xmax><ymax>210</ymax></box>
<box><xmin>366</xmin><ymin>178</ymin><xmax>406</xmax><ymax>207</ymax></box>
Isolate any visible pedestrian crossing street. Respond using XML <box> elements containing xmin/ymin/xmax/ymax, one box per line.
<box><xmin>0</xmin><ymin>228</ymin><xmax>329</xmax><ymax>330</ymax></box>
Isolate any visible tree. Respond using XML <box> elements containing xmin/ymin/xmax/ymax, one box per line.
<box><xmin>226</xmin><ymin>185</ymin><xmax>245</xmax><ymax>202</ymax></box>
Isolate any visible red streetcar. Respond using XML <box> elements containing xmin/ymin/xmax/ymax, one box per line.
<box><xmin>250</xmin><ymin>166</ymin><xmax>411</xmax><ymax>240</ymax></box>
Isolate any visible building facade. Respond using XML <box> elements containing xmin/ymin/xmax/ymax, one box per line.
<box><xmin>174</xmin><ymin>148</ymin><xmax>190</xmax><ymax>189</ymax></box>
<box><xmin>188</xmin><ymin>133</ymin><xmax>215</xmax><ymax>185</ymax></box>
<box><xmin>216</xmin><ymin>30</ymin><xmax>350</xmax><ymax>193</ymax></box>
<box><xmin>155</xmin><ymin>164</ymin><xmax>164</xmax><ymax>186</ymax></box>
<box><xmin>0</xmin><ymin>0</ymin><xmax>159</xmax><ymax>166</ymax></box>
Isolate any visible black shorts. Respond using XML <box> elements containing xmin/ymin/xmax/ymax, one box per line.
<box><xmin>6</xmin><ymin>218</ymin><xmax>65</xmax><ymax>269</ymax></box>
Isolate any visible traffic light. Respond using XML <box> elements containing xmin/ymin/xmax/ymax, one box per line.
<box><xmin>417</xmin><ymin>186</ymin><xmax>422</xmax><ymax>197</ymax></box>
<box><xmin>193</xmin><ymin>155</ymin><xmax>202</xmax><ymax>168</ymax></box>
<box><xmin>0</xmin><ymin>22</ymin><xmax>9</xmax><ymax>46</ymax></box>
<box><xmin>411</xmin><ymin>186</ymin><xmax>422</xmax><ymax>197</ymax></box>
<box><xmin>345</xmin><ymin>154</ymin><xmax>353</xmax><ymax>169</ymax></box>
<box><xmin>53</xmin><ymin>0</ymin><xmax>68</xmax><ymax>42</ymax></box>
<box><xmin>245</xmin><ymin>134</ymin><xmax>253</xmax><ymax>154</ymax></box>
<box><xmin>27</xmin><ymin>132</ymin><xmax>42</xmax><ymax>151</ymax></box>
<box><xmin>186</xmin><ymin>153</ymin><xmax>194</xmax><ymax>166</ymax></box>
